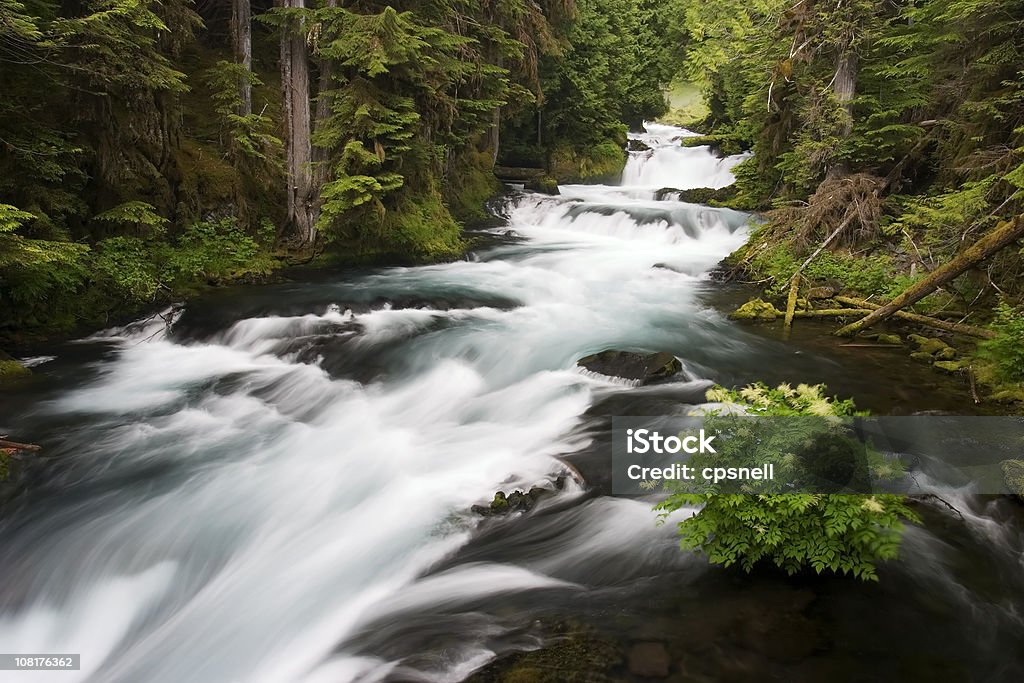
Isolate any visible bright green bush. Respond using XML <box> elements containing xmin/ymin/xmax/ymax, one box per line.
<box><xmin>979</xmin><ymin>300</ymin><xmax>1024</xmax><ymax>383</ymax></box>
<box><xmin>657</xmin><ymin>383</ymin><xmax>919</xmax><ymax>581</ymax></box>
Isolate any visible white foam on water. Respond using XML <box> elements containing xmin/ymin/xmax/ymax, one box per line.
<box><xmin>0</xmin><ymin>124</ymin><xmax>798</xmax><ymax>683</ymax></box>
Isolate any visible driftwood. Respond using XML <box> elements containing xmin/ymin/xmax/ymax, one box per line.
<box><xmin>0</xmin><ymin>438</ymin><xmax>41</xmax><ymax>452</ymax></box>
<box><xmin>836</xmin><ymin>215</ymin><xmax>1024</xmax><ymax>336</ymax></box>
<box><xmin>834</xmin><ymin>296</ymin><xmax>997</xmax><ymax>339</ymax></box>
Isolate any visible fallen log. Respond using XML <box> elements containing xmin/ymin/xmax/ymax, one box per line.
<box><xmin>793</xmin><ymin>308</ymin><xmax>874</xmax><ymax>317</ymax></box>
<box><xmin>0</xmin><ymin>438</ymin><xmax>41</xmax><ymax>452</ymax></box>
<box><xmin>783</xmin><ymin>274</ymin><xmax>800</xmax><ymax>338</ymax></box>
<box><xmin>833</xmin><ymin>296</ymin><xmax>996</xmax><ymax>339</ymax></box>
<box><xmin>835</xmin><ymin>215</ymin><xmax>1024</xmax><ymax>336</ymax></box>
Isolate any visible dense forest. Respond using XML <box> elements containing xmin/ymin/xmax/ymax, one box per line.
<box><xmin>679</xmin><ymin>0</ymin><xmax>1024</xmax><ymax>398</ymax></box>
<box><xmin>0</xmin><ymin>0</ymin><xmax>678</xmax><ymax>344</ymax></box>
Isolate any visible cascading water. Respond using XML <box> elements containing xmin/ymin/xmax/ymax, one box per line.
<box><xmin>1</xmin><ymin>124</ymin><xmax>1021</xmax><ymax>683</ymax></box>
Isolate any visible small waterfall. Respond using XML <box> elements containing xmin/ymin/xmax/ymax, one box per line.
<box><xmin>621</xmin><ymin>122</ymin><xmax>750</xmax><ymax>191</ymax></box>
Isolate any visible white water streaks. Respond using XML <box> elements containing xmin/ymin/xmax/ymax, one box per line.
<box><xmin>1</xmin><ymin>124</ymin><xmax>749</xmax><ymax>682</ymax></box>
<box><xmin>621</xmin><ymin>122</ymin><xmax>750</xmax><ymax>191</ymax></box>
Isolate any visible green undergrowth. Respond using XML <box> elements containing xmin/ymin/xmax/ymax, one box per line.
<box><xmin>657</xmin><ymin>383</ymin><xmax>919</xmax><ymax>582</ymax></box>
<box><xmin>1</xmin><ymin>205</ymin><xmax>280</xmax><ymax>344</ymax></box>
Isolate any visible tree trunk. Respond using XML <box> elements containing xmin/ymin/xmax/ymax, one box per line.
<box><xmin>833</xmin><ymin>296</ymin><xmax>997</xmax><ymax>339</ymax></box>
<box><xmin>828</xmin><ymin>49</ymin><xmax>857</xmax><ymax>178</ymax></box>
<box><xmin>312</xmin><ymin>0</ymin><xmax>337</xmax><ymax>192</ymax></box>
<box><xmin>834</xmin><ymin>50</ymin><xmax>857</xmax><ymax>139</ymax></box>
<box><xmin>231</xmin><ymin>0</ymin><xmax>252</xmax><ymax>117</ymax></box>
<box><xmin>835</xmin><ymin>216</ymin><xmax>1024</xmax><ymax>337</ymax></box>
<box><xmin>280</xmin><ymin>0</ymin><xmax>316</xmax><ymax>248</ymax></box>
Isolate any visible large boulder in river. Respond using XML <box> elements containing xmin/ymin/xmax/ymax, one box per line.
<box><xmin>627</xmin><ymin>138</ymin><xmax>652</xmax><ymax>152</ymax></box>
<box><xmin>576</xmin><ymin>350</ymin><xmax>682</xmax><ymax>384</ymax></box>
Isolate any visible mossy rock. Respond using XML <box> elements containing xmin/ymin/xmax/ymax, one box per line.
<box><xmin>655</xmin><ymin>185</ymin><xmax>738</xmax><ymax>206</ymax></box>
<box><xmin>473</xmin><ymin>486</ymin><xmax>553</xmax><ymax>516</ymax></box>
<box><xmin>0</xmin><ymin>359</ymin><xmax>31</xmax><ymax>381</ymax></box>
<box><xmin>908</xmin><ymin>334</ymin><xmax>951</xmax><ymax>355</ymax></box>
<box><xmin>910</xmin><ymin>352</ymin><xmax>934</xmax><ymax>363</ymax></box>
<box><xmin>876</xmin><ymin>334</ymin><xmax>902</xmax><ymax>345</ymax></box>
<box><xmin>990</xmin><ymin>389</ymin><xmax>1024</xmax><ymax>404</ymax></box>
<box><xmin>526</xmin><ymin>176</ymin><xmax>560</xmax><ymax>195</ymax></box>
<box><xmin>806</xmin><ymin>286</ymin><xmax>836</xmax><ymax>300</ymax></box>
<box><xmin>731</xmin><ymin>299</ymin><xmax>782</xmax><ymax>321</ymax></box>
<box><xmin>934</xmin><ymin>346</ymin><xmax>957</xmax><ymax>361</ymax></box>
<box><xmin>549</xmin><ymin>141</ymin><xmax>626</xmax><ymax>184</ymax></box>
<box><xmin>933</xmin><ymin>360</ymin><xmax>964</xmax><ymax>374</ymax></box>
<box><xmin>1000</xmin><ymin>460</ymin><xmax>1024</xmax><ymax>498</ymax></box>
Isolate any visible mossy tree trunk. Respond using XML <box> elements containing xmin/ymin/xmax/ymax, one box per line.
<box><xmin>231</xmin><ymin>0</ymin><xmax>252</xmax><ymax>117</ymax></box>
<box><xmin>280</xmin><ymin>0</ymin><xmax>317</xmax><ymax>249</ymax></box>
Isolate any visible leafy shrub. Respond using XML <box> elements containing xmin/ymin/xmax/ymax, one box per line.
<box><xmin>0</xmin><ymin>204</ymin><xmax>89</xmax><ymax>329</ymax></box>
<box><xmin>747</xmin><ymin>238</ymin><xmax>918</xmax><ymax>300</ymax></box>
<box><xmin>979</xmin><ymin>300</ymin><xmax>1024</xmax><ymax>382</ymax></box>
<box><xmin>93</xmin><ymin>236</ymin><xmax>161</xmax><ymax>302</ymax></box>
<box><xmin>163</xmin><ymin>218</ymin><xmax>271</xmax><ymax>284</ymax></box>
<box><xmin>657</xmin><ymin>383</ymin><xmax>919</xmax><ymax>581</ymax></box>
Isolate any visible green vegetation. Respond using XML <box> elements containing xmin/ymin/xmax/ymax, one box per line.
<box><xmin>980</xmin><ymin>301</ymin><xmax>1024</xmax><ymax>382</ymax></box>
<box><xmin>658</xmin><ymin>383</ymin><xmax>918</xmax><ymax>581</ymax></box>
<box><xmin>671</xmin><ymin>0</ymin><xmax>1024</xmax><ymax>400</ymax></box>
<box><xmin>0</xmin><ymin>1</ymin><xmax>675</xmax><ymax>344</ymax></box>
<box><xmin>497</xmin><ymin>0</ymin><xmax>678</xmax><ymax>179</ymax></box>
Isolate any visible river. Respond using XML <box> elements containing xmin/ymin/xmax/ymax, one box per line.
<box><xmin>1</xmin><ymin>123</ymin><xmax>1022</xmax><ymax>682</ymax></box>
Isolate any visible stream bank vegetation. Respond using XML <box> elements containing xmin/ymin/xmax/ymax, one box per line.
<box><xmin>672</xmin><ymin>0</ymin><xmax>1024</xmax><ymax>406</ymax></box>
<box><xmin>0</xmin><ymin>0</ymin><xmax>678</xmax><ymax>348</ymax></box>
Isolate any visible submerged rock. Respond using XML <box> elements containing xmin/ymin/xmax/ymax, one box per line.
<box><xmin>1001</xmin><ymin>460</ymin><xmax>1024</xmax><ymax>498</ymax></box>
<box><xmin>576</xmin><ymin>350</ymin><xmax>682</xmax><ymax>384</ymax></box>
<box><xmin>730</xmin><ymin>298</ymin><xmax>782</xmax><ymax>321</ymax></box>
<box><xmin>627</xmin><ymin>642</ymin><xmax>671</xmax><ymax>678</ymax></box>
<box><xmin>465</xmin><ymin>620</ymin><xmax>622</xmax><ymax>683</ymax></box>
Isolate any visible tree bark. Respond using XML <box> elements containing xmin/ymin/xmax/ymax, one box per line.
<box><xmin>280</xmin><ymin>0</ymin><xmax>316</xmax><ymax>248</ymax></box>
<box><xmin>833</xmin><ymin>50</ymin><xmax>857</xmax><ymax>139</ymax></box>
<box><xmin>311</xmin><ymin>0</ymin><xmax>336</xmax><ymax>193</ymax></box>
<box><xmin>827</xmin><ymin>49</ymin><xmax>857</xmax><ymax>179</ymax></box>
<box><xmin>231</xmin><ymin>0</ymin><xmax>253</xmax><ymax>116</ymax></box>
<box><xmin>834</xmin><ymin>216</ymin><xmax>1024</xmax><ymax>336</ymax></box>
